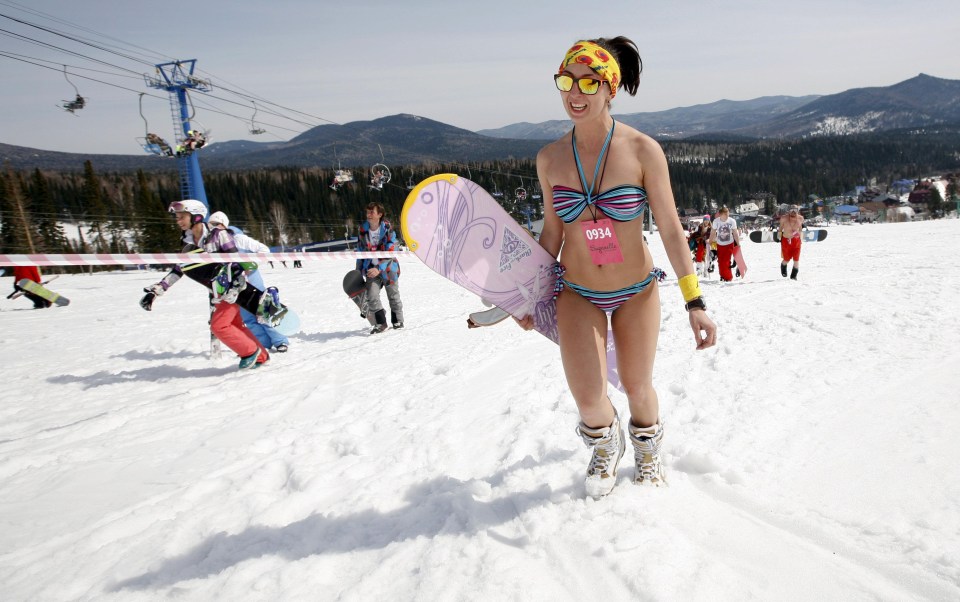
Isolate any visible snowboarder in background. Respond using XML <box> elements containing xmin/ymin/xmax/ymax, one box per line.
<box><xmin>139</xmin><ymin>200</ymin><xmax>285</xmax><ymax>369</ymax></box>
<box><xmin>779</xmin><ymin>204</ymin><xmax>804</xmax><ymax>280</ymax></box>
<box><xmin>10</xmin><ymin>265</ymin><xmax>51</xmax><ymax>309</ymax></box>
<box><xmin>356</xmin><ymin>201</ymin><xmax>404</xmax><ymax>334</ymax></box>
<box><xmin>690</xmin><ymin>218</ymin><xmax>712</xmax><ymax>278</ymax></box>
<box><xmin>208</xmin><ymin>211</ymin><xmax>289</xmax><ymax>353</ymax></box>
<box><xmin>709</xmin><ymin>206</ymin><xmax>741</xmax><ymax>282</ymax></box>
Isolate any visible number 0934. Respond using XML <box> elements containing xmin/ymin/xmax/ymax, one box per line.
<box><xmin>585</xmin><ymin>226</ymin><xmax>613</xmax><ymax>241</ymax></box>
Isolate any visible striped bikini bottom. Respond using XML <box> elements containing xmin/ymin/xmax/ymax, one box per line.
<box><xmin>553</xmin><ymin>265</ymin><xmax>666</xmax><ymax>314</ymax></box>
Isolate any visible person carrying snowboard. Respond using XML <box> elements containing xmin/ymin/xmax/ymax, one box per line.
<box><xmin>10</xmin><ymin>265</ymin><xmax>51</xmax><ymax>309</ymax></box>
<box><xmin>356</xmin><ymin>201</ymin><xmax>404</xmax><ymax>334</ymax></box>
<box><xmin>708</xmin><ymin>207</ymin><xmax>741</xmax><ymax>282</ymax></box>
<box><xmin>520</xmin><ymin>36</ymin><xmax>716</xmax><ymax>498</ymax></box>
<box><xmin>139</xmin><ymin>200</ymin><xmax>286</xmax><ymax>369</ymax></box>
<box><xmin>779</xmin><ymin>204</ymin><xmax>804</xmax><ymax>279</ymax></box>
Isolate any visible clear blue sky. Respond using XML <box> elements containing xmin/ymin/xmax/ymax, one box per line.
<box><xmin>2</xmin><ymin>0</ymin><xmax>958</xmax><ymax>155</ymax></box>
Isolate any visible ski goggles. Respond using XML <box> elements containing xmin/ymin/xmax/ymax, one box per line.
<box><xmin>554</xmin><ymin>74</ymin><xmax>606</xmax><ymax>95</ymax></box>
<box><xmin>557</xmin><ymin>40</ymin><xmax>621</xmax><ymax>98</ymax></box>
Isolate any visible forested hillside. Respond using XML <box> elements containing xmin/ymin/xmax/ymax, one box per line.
<box><xmin>3</xmin><ymin>128</ymin><xmax>959</xmax><ymax>257</ymax></box>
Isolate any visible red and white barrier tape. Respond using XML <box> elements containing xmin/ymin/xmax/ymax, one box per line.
<box><xmin>0</xmin><ymin>251</ymin><xmax>412</xmax><ymax>267</ymax></box>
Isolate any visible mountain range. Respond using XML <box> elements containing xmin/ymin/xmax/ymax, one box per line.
<box><xmin>2</xmin><ymin>74</ymin><xmax>958</xmax><ymax>171</ymax></box>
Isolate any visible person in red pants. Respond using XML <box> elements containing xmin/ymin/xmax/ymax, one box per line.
<box><xmin>139</xmin><ymin>199</ymin><xmax>278</xmax><ymax>369</ymax></box>
<box><xmin>709</xmin><ymin>206</ymin><xmax>741</xmax><ymax>282</ymax></box>
<box><xmin>11</xmin><ymin>265</ymin><xmax>52</xmax><ymax>309</ymax></box>
<box><xmin>209</xmin><ymin>301</ymin><xmax>268</xmax><ymax>363</ymax></box>
<box><xmin>779</xmin><ymin>205</ymin><xmax>804</xmax><ymax>280</ymax></box>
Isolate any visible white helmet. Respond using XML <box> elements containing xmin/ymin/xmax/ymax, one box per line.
<box><xmin>168</xmin><ymin>199</ymin><xmax>207</xmax><ymax>224</ymax></box>
<box><xmin>208</xmin><ymin>211</ymin><xmax>229</xmax><ymax>228</ymax></box>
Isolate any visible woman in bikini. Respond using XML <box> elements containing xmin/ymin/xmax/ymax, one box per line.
<box><xmin>525</xmin><ymin>37</ymin><xmax>716</xmax><ymax>497</ymax></box>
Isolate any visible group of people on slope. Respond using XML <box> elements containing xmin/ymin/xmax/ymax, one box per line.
<box><xmin>684</xmin><ymin>206</ymin><xmax>742</xmax><ymax>282</ymax></box>
<box><xmin>139</xmin><ymin>201</ymin><xmax>289</xmax><ymax>370</ymax></box>
<box><xmin>686</xmin><ymin>204</ymin><xmax>806</xmax><ymax>282</ymax></box>
<box><xmin>135</xmin><ymin>199</ymin><xmax>405</xmax><ymax>369</ymax></box>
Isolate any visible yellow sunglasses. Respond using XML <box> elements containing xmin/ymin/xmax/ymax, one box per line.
<box><xmin>554</xmin><ymin>73</ymin><xmax>604</xmax><ymax>95</ymax></box>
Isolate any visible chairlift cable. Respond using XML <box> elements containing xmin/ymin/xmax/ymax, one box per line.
<box><xmin>0</xmin><ymin>0</ymin><xmax>172</xmax><ymax>64</ymax></box>
<box><xmin>0</xmin><ymin>26</ymin><xmax>144</xmax><ymax>74</ymax></box>
<box><xmin>0</xmin><ymin>12</ymin><xmax>158</xmax><ymax>68</ymax></box>
<box><xmin>1</xmin><ymin>53</ymin><xmax>166</xmax><ymax>99</ymax></box>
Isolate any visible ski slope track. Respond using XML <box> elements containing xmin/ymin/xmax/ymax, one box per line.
<box><xmin>1</xmin><ymin>219</ymin><xmax>958</xmax><ymax>601</ymax></box>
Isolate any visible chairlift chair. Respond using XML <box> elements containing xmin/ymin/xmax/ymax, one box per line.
<box><xmin>135</xmin><ymin>93</ymin><xmax>174</xmax><ymax>157</ymax></box>
<box><xmin>329</xmin><ymin>144</ymin><xmax>354</xmax><ymax>190</ymax></box>
<box><xmin>368</xmin><ymin>144</ymin><xmax>391</xmax><ymax>190</ymax></box>
<box><xmin>59</xmin><ymin>66</ymin><xmax>86</xmax><ymax>114</ymax></box>
<box><xmin>369</xmin><ymin>164</ymin><xmax>391</xmax><ymax>190</ymax></box>
<box><xmin>171</xmin><ymin>92</ymin><xmax>210</xmax><ymax>156</ymax></box>
<box><xmin>514</xmin><ymin>176</ymin><xmax>528</xmax><ymax>202</ymax></box>
<box><xmin>248</xmin><ymin>101</ymin><xmax>266</xmax><ymax>135</ymax></box>
<box><xmin>175</xmin><ymin>122</ymin><xmax>210</xmax><ymax>157</ymax></box>
<box><xmin>331</xmin><ymin>168</ymin><xmax>354</xmax><ymax>191</ymax></box>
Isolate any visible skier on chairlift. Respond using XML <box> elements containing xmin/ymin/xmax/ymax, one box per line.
<box><xmin>62</xmin><ymin>94</ymin><xmax>85</xmax><ymax>114</ymax></box>
<box><xmin>146</xmin><ymin>133</ymin><xmax>174</xmax><ymax>157</ymax></box>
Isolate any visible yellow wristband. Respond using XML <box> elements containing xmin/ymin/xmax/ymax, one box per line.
<box><xmin>678</xmin><ymin>273</ymin><xmax>702</xmax><ymax>302</ymax></box>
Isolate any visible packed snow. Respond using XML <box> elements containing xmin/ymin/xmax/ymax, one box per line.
<box><xmin>1</xmin><ymin>219</ymin><xmax>958</xmax><ymax>601</ymax></box>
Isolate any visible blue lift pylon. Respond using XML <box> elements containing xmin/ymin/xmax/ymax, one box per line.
<box><xmin>144</xmin><ymin>59</ymin><xmax>212</xmax><ymax>210</ymax></box>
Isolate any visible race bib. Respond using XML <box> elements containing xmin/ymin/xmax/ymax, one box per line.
<box><xmin>581</xmin><ymin>218</ymin><xmax>624</xmax><ymax>265</ymax></box>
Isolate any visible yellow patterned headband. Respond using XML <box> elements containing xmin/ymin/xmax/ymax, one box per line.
<box><xmin>558</xmin><ymin>40</ymin><xmax>621</xmax><ymax>98</ymax></box>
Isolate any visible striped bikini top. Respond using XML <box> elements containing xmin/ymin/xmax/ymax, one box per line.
<box><xmin>551</xmin><ymin>184</ymin><xmax>648</xmax><ymax>223</ymax></box>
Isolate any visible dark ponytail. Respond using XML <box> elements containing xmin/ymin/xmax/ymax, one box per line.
<box><xmin>593</xmin><ymin>36</ymin><xmax>642</xmax><ymax>97</ymax></box>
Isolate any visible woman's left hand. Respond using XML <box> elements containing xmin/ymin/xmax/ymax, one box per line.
<box><xmin>689</xmin><ymin>310</ymin><xmax>717</xmax><ymax>350</ymax></box>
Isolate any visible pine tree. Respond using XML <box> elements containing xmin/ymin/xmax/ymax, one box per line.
<box><xmin>0</xmin><ymin>171</ymin><xmax>15</xmax><ymax>253</ymax></box>
<box><xmin>927</xmin><ymin>185</ymin><xmax>944</xmax><ymax>217</ymax></box>
<box><xmin>81</xmin><ymin>160</ymin><xmax>108</xmax><ymax>252</ymax></box>
<box><xmin>2</xmin><ymin>166</ymin><xmax>37</xmax><ymax>254</ymax></box>
<box><xmin>31</xmin><ymin>169</ymin><xmax>70</xmax><ymax>253</ymax></box>
<box><xmin>136</xmin><ymin>170</ymin><xmax>176</xmax><ymax>252</ymax></box>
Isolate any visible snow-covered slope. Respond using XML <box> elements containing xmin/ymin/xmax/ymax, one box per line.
<box><xmin>1</xmin><ymin>219</ymin><xmax>958</xmax><ymax>601</ymax></box>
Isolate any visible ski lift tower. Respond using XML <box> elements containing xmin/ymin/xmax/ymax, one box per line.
<box><xmin>144</xmin><ymin>59</ymin><xmax>212</xmax><ymax>209</ymax></box>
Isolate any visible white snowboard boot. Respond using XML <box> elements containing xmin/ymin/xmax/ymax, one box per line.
<box><xmin>695</xmin><ymin>261</ymin><xmax>706</xmax><ymax>278</ymax></box>
<box><xmin>629</xmin><ymin>422</ymin><xmax>665</xmax><ymax>486</ymax></box>
<box><xmin>576</xmin><ymin>411</ymin><xmax>626</xmax><ymax>498</ymax></box>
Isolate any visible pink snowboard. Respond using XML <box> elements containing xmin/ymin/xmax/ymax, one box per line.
<box><xmin>733</xmin><ymin>244</ymin><xmax>748</xmax><ymax>278</ymax></box>
<box><xmin>401</xmin><ymin>174</ymin><xmax>624</xmax><ymax>392</ymax></box>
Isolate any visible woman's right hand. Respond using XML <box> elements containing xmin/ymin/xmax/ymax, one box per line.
<box><xmin>689</xmin><ymin>310</ymin><xmax>717</xmax><ymax>350</ymax></box>
<box><xmin>513</xmin><ymin>315</ymin><xmax>536</xmax><ymax>331</ymax></box>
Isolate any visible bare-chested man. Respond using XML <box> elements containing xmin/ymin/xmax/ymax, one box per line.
<box><xmin>778</xmin><ymin>205</ymin><xmax>804</xmax><ymax>279</ymax></box>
